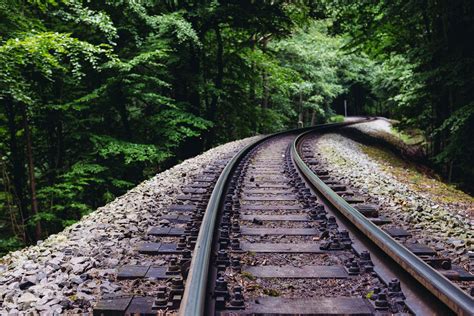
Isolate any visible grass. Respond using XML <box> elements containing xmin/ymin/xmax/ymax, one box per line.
<box><xmin>263</xmin><ymin>288</ymin><xmax>280</xmax><ymax>297</ymax></box>
<box><xmin>390</xmin><ymin>126</ymin><xmax>425</xmax><ymax>146</ymax></box>
<box><xmin>328</xmin><ymin>115</ymin><xmax>345</xmax><ymax>123</ymax></box>
<box><xmin>360</xmin><ymin>144</ymin><xmax>474</xmax><ymax>206</ymax></box>
<box><xmin>241</xmin><ymin>271</ymin><xmax>256</xmax><ymax>281</ymax></box>
<box><xmin>246</xmin><ymin>283</ymin><xmax>262</xmax><ymax>291</ymax></box>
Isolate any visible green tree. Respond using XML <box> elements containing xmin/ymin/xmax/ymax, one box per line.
<box><xmin>328</xmin><ymin>0</ymin><xmax>474</xmax><ymax>188</ymax></box>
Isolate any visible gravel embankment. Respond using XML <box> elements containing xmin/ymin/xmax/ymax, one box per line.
<box><xmin>0</xmin><ymin>136</ymin><xmax>260</xmax><ymax>315</ymax></box>
<box><xmin>342</xmin><ymin>117</ymin><xmax>425</xmax><ymax>161</ymax></box>
<box><xmin>313</xmin><ymin>120</ymin><xmax>473</xmax><ymax>272</ymax></box>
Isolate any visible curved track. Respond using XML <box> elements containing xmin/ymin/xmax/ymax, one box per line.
<box><xmin>93</xmin><ymin>121</ymin><xmax>473</xmax><ymax>316</ymax></box>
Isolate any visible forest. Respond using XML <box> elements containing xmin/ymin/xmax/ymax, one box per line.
<box><xmin>0</xmin><ymin>0</ymin><xmax>473</xmax><ymax>254</ymax></box>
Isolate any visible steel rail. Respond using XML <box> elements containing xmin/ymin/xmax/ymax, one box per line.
<box><xmin>178</xmin><ymin>120</ymin><xmax>369</xmax><ymax>316</ymax></box>
<box><xmin>178</xmin><ymin>136</ymin><xmax>257</xmax><ymax>316</ymax></box>
<box><xmin>291</xmin><ymin>130</ymin><xmax>474</xmax><ymax>316</ymax></box>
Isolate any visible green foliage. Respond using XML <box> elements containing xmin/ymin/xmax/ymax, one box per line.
<box><xmin>0</xmin><ymin>236</ymin><xmax>24</xmax><ymax>256</ymax></box>
<box><xmin>269</xmin><ymin>20</ymin><xmax>367</xmax><ymax>126</ymax></box>
<box><xmin>0</xmin><ymin>3</ymin><xmax>366</xmax><ymax>255</ymax></box>
<box><xmin>53</xmin><ymin>1</ymin><xmax>118</xmax><ymax>43</ymax></box>
<box><xmin>228</xmin><ymin>0</ymin><xmax>472</xmax><ymax>184</ymax></box>
<box><xmin>0</xmin><ymin>32</ymin><xmax>113</xmax><ymax>104</ymax></box>
<box><xmin>328</xmin><ymin>115</ymin><xmax>345</xmax><ymax>123</ymax></box>
<box><xmin>155</xmin><ymin>12</ymin><xmax>201</xmax><ymax>46</ymax></box>
<box><xmin>328</xmin><ymin>0</ymin><xmax>474</xmax><ymax>189</ymax></box>
<box><xmin>1</xmin><ymin>0</ymin><xmax>471</xmax><ymax>256</ymax></box>
<box><xmin>91</xmin><ymin>135</ymin><xmax>169</xmax><ymax>165</ymax></box>
<box><xmin>153</xmin><ymin>109</ymin><xmax>212</xmax><ymax>146</ymax></box>
<box><xmin>433</xmin><ymin>103</ymin><xmax>474</xmax><ymax>164</ymax></box>
<box><xmin>35</xmin><ymin>164</ymin><xmax>101</xmax><ymax>229</ymax></box>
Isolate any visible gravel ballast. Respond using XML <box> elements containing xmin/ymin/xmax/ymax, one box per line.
<box><xmin>0</xmin><ymin>136</ymin><xmax>260</xmax><ymax>315</ymax></box>
<box><xmin>312</xmin><ymin>119</ymin><xmax>473</xmax><ymax>274</ymax></box>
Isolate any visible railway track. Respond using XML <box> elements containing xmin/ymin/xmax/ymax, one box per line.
<box><xmin>93</xmin><ymin>122</ymin><xmax>474</xmax><ymax>315</ymax></box>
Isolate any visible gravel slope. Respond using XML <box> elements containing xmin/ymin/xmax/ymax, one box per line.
<box><xmin>0</xmin><ymin>136</ymin><xmax>260</xmax><ymax>315</ymax></box>
<box><xmin>313</xmin><ymin>120</ymin><xmax>473</xmax><ymax>274</ymax></box>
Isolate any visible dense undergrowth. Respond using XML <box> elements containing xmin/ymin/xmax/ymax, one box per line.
<box><xmin>0</xmin><ymin>1</ymin><xmax>473</xmax><ymax>254</ymax></box>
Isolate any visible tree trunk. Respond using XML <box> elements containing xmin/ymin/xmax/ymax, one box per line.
<box><xmin>432</xmin><ymin>5</ymin><xmax>451</xmax><ymax>168</ymax></box>
<box><xmin>298</xmin><ymin>91</ymin><xmax>303</xmax><ymax>127</ymax></box>
<box><xmin>189</xmin><ymin>47</ymin><xmax>202</xmax><ymax>116</ymax></box>
<box><xmin>311</xmin><ymin>110</ymin><xmax>317</xmax><ymax>126</ymax></box>
<box><xmin>206</xmin><ymin>25</ymin><xmax>224</xmax><ymax>147</ymax></box>
<box><xmin>0</xmin><ymin>159</ymin><xmax>25</xmax><ymax>241</ymax></box>
<box><xmin>261</xmin><ymin>38</ymin><xmax>269</xmax><ymax>110</ymax></box>
<box><xmin>5</xmin><ymin>98</ymin><xmax>28</xmax><ymax>241</ymax></box>
<box><xmin>114</xmin><ymin>83</ymin><xmax>132</xmax><ymax>140</ymax></box>
<box><xmin>448</xmin><ymin>159</ymin><xmax>454</xmax><ymax>183</ymax></box>
<box><xmin>46</xmin><ymin>111</ymin><xmax>58</xmax><ymax>185</ymax></box>
<box><xmin>57</xmin><ymin>120</ymin><xmax>64</xmax><ymax>170</ymax></box>
<box><xmin>262</xmin><ymin>71</ymin><xmax>269</xmax><ymax>109</ymax></box>
<box><xmin>22</xmin><ymin>106</ymin><xmax>42</xmax><ymax>240</ymax></box>
<box><xmin>249</xmin><ymin>35</ymin><xmax>258</xmax><ymax>134</ymax></box>
<box><xmin>211</xmin><ymin>25</ymin><xmax>224</xmax><ymax>117</ymax></box>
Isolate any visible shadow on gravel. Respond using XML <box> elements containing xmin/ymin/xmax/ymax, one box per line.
<box><xmin>335</xmin><ymin>126</ymin><xmax>446</xmax><ymax>184</ymax></box>
<box><xmin>339</xmin><ymin>126</ymin><xmax>426</xmax><ymax>161</ymax></box>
